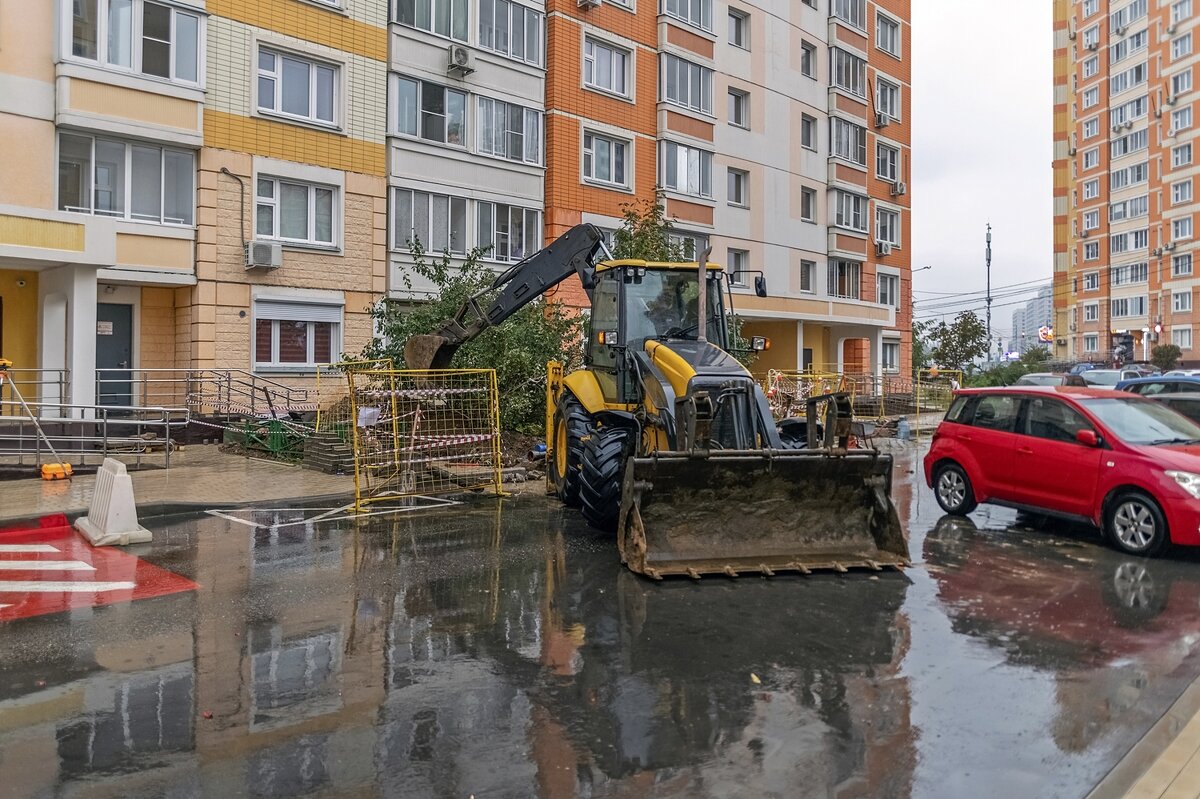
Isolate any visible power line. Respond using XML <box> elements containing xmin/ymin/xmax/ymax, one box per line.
<box><xmin>912</xmin><ymin>276</ymin><xmax>1053</xmax><ymax>297</ymax></box>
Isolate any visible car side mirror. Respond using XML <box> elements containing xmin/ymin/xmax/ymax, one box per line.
<box><xmin>754</xmin><ymin>275</ymin><xmax>768</xmax><ymax>297</ymax></box>
<box><xmin>1076</xmin><ymin>429</ymin><xmax>1100</xmax><ymax>447</ymax></box>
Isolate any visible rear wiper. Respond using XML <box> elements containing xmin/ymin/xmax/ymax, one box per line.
<box><xmin>1148</xmin><ymin>437</ymin><xmax>1200</xmax><ymax>445</ymax></box>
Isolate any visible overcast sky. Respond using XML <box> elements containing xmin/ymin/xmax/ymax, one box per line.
<box><xmin>911</xmin><ymin>0</ymin><xmax>1054</xmax><ymax>338</ymax></box>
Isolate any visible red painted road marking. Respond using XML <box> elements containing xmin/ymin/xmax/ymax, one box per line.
<box><xmin>0</xmin><ymin>514</ymin><xmax>196</xmax><ymax>622</ymax></box>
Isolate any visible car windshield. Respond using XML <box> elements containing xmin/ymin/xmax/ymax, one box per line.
<box><xmin>1083</xmin><ymin>370</ymin><xmax>1122</xmax><ymax>385</ymax></box>
<box><xmin>1078</xmin><ymin>397</ymin><xmax>1200</xmax><ymax>445</ymax></box>
<box><xmin>1015</xmin><ymin>374</ymin><xmax>1062</xmax><ymax>386</ymax></box>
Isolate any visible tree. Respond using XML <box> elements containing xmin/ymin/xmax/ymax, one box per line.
<box><xmin>1152</xmin><ymin>343</ymin><xmax>1183</xmax><ymax>372</ymax></box>
<box><xmin>1020</xmin><ymin>346</ymin><xmax>1050</xmax><ymax>367</ymax></box>
<box><xmin>924</xmin><ymin>312</ymin><xmax>989</xmax><ymax>373</ymax></box>
<box><xmin>912</xmin><ymin>320</ymin><xmax>933</xmax><ymax>378</ymax></box>
<box><xmin>362</xmin><ymin>240</ymin><xmax>583</xmax><ymax>433</ymax></box>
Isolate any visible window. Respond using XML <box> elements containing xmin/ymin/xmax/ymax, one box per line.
<box><xmin>1109</xmin><ymin>194</ymin><xmax>1148</xmax><ymax>221</ymax></box>
<box><xmin>831</xmin><ymin>48</ymin><xmax>866</xmax><ymax>97</ymax></box>
<box><xmin>882</xmin><ymin>341</ymin><xmax>900</xmax><ymax>372</ymax></box>
<box><xmin>801</xmin><ymin>114</ymin><xmax>817</xmax><ymax>149</ymax></box>
<box><xmin>800</xmin><ymin>260</ymin><xmax>815</xmax><ymax>292</ymax></box>
<box><xmin>832</xmin><ymin>0</ymin><xmax>865</xmax><ymax>29</ymax></box>
<box><xmin>1083</xmin><ymin>117</ymin><xmax>1099</xmax><ymax>138</ymax></box>
<box><xmin>1084</xmin><ymin>271</ymin><xmax>1100</xmax><ymax>290</ymax></box>
<box><xmin>801</xmin><ymin>41</ymin><xmax>817</xmax><ymax>78</ymax></box>
<box><xmin>728</xmin><ymin>8</ymin><xmax>749</xmax><ymax>48</ymax></box>
<box><xmin>876</xmin><ymin>208</ymin><xmax>899</xmax><ymax>245</ymax></box>
<box><xmin>876</xmin><ymin>142</ymin><xmax>899</xmax><ymax>181</ymax></box>
<box><xmin>584</xmin><ymin>39</ymin><xmax>630</xmax><ymax>97</ymax></box>
<box><xmin>1110</xmin><ymin>229</ymin><xmax>1149</xmax><ymax>253</ymax></box>
<box><xmin>727</xmin><ymin>248</ymin><xmax>748</xmax><ymax>285</ymax></box>
<box><xmin>1082</xmin><ymin>209</ymin><xmax>1099</xmax><ymax>230</ymax></box>
<box><xmin>68</xmin><ymin>0</ymin><xmax>201</xmax><ymax>84</ymax></box>
<box><xmin>1082</xmin><ymin>148</ymin><xmax>1099</xmax><ymax>169</ymax></box>
<box><xmin>663</xmin><ymin>55</ymin><xmax>713</xmax><ymax>114</ymax></box>
<box><xmin>877</xmin><ymin>13</ymin><xmax>900</xmax><ymax>56</ymax></box>
<box><xmin>1023</xmin><ymin>398</ymin><xmax>1091</xmax><ymax>444</ymax></box>
<box><xmin>477</xmin><ymin>97</ymin><xmax>541</xmax><ymax>164</ymax></box>
<box><xmin>477</xmin><ymin>202</ymin><xmax>541</xmax><ymax>262</ymax></box>
<box><xmin>1110</xmin><ymin>161</ymin><xmax>1148</xmax><ymax>190</ymax></box>
<box><xmin>392</xmin><ymin>188</ymin><xmax>467</xmax><ymax>253</ymax></box>
<box><xmin>1082</xmin><ymin>87</ymin><xmax>1099</xmax><ymax>108</ymax></box>
<box><xmin>1110</xmin><ymin>96</ymin><xmax>1148</xmax><ymax>126</ymax></box>
<box><xmin>394</xmin><ymin>76</ymin><xmax>466</xmax><ymax>146</ymax></box>
<box><xmin>1174</xmin><ymin>327</ymin><xmax>1194</xmax><ymax>349</ymax></box>
<box><xmin>1084</xmin><ymin>334</ymin><xmax>1100</xmax><ymax>352</ymax></box>
<box><xmin>827</xmin><ymin>260</ymin><xmax>861</xmax><ymax>299</ymax></box>
<box><xmin>1084</xmin><ymin>241</ymin><xmax>1100</xmax><ymax>260</ymax></box>
<box><xmin>1084</xmin><ymin>303</ymin><xmax>1099</xmax><ymax>321</ymax></box>
<box><xmin>728</xmin><ymin>88</ymin><xmax>749</xmax><ymax>127</ymax></box>
<box><xmin>1174</xmin><ymin>1</ymin><xmax>1193</xmax><ymax>24</ymax></box>
<box><xmin>877</xmin><ymin>78</ymin><xmax>900</xmax><ymax>119</ymax></box>
<box><xmin>582</xmin><ymin>131</ymin><xmax>628</xmax><ymax>187</ymax></box>
<box><xmin>1175</xmin><ymin>291</ymin><xmax>1193</xmax><ymax>313</ymax></box>
<box><xmin>1082</xmin><ymin>25</ymin><xmax>1100</xmax><ymax>49</ymax></box>
<box><xmin>1174</xmin><ymin>143</ymin><xmax>1193</xmax><ymax>168</ymax></box>
<box><xmin>1083</xmin><ymin>0</ymin><xmax>1098</xmax><ymax>15</ymax></box>
<box><xmin>1111</xmin><ymin>296</ymin><xmax>1147</xmax><ymax>317</ymax></box>
<box><xmin>256</xmin><ymin>177</ymin><xmax>336</xmax><ymax>246</ymax></box>
<box><xmin>1174</xmin><ymin>107</ymin><xmax>1194</xmax><ymax>133</ymax></box>
<box><xmin>1110</xmin><ymin>128</ymin><xmax>1147</xmax><ymax>157</ymax></box>
<box><xmin>831</xmin><ymin>117</ymin><xmax>866</xmax><ymax>164</ymax></box>
<box><xmin>878</xmin><ymin>273</ymin><xmax>898</xmax><ymax>306</ymax></box>
<box><xmin>1109</xmin><ymin>62</ymin><xmax>1147</xmax><ymax>95</ymax></box>
<box><xmin>1110</xmin><ymin>263</ymin><xmax>1148</xmax><ymax>285</ymax></box>
<box><xmin>258</xmin><ymin>49</ymin><xmax>338</xmax><ymax>126</ymax></box>
<box><xmin>57</xmin><ymin>132</ymin><xmax>194</xmax><ymax>225</ymax></box>
<box><xmin>801</xmin><ymin>187</ymin><xmax>816</xmax><ymax>222</ymax></box>
<box><xmin>396</xmin><ymin>0</ymin><xmax>468</xmax><ymax>41</ymax></box>
<box><xmin>1110</xmin><ymin>29</ymin><xmax>1148</xmax><ymax>64</ymax></box>
<box><xmin>661</xmin><ymin>141</ymin><xmax>712</xmax><ymax>197</ymax></box>
<box><xmin>478</xmin><ymin>0</ymin><xmax>542</xmax><ymax>65</ymax></box>
<box><xmin>1174</xmin><ymin>34</ymin><xmax>1193</xmax><ymax>61</ymax></box>
<box><xmin>1173</xmin><ymin>69</ymin><xmax>1193</xmax><ymax>97</ymax></box>
<box><xmin>253</xmin><ymin>301</ymin><xmax>341</xmax><ymax>369</ymax></box>
<box><xmin>727</xmin><ymin>168</ymin><xmax>748</xmax><ymax>206</ymax></box>
<box><xmin>1083</xmin><ymin>56</ymin><xmax>1099</xmax><ymax>78</ymax></box>
<box><xmin>1175</xmin><ymin>253</ymin><xmax>1194</xmax><ymax>276</ymax></box>
<box><xmin>664</xmin><ymin>0</ymin><xmax>712</xmax><ymax>31</ymax></box>
<box><xmin>1175</xmin><ymin>180</ymin><xmax>1193</xmax><ymax>205</ymax></box>
<box><xmin>1083</xmin><ymin>179</ymin><xmax>1100</xmax><ymax>200</ymax></box>
<box><xmin>1174</xmin><ymin>216</ymin><xmax>1194</xmax><ymax>240</ymax></box>
<box><xmin>971</xmin><ymin>394</ymin><xmax>1018</xmax><ymax>432</ymax></box>
<box><xmin>834</xmin><ymin>190</ymin><xmax>868</xmax><ymax>233</ymax></box>
<box><xmin>1109</xmin><ymin>0</ymin><xmax>1147</xmax><ymax>29</ymax></box>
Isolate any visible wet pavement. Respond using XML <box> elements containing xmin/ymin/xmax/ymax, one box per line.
<box><xmin>3</xmin><ymin>444</ymin><xmax>1200</xmax><ymax>797</ymax></box>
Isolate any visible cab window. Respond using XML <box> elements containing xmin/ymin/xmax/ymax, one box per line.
<box><xmin>969</xmin><ymin>395</ymin><xmax>1018</xmax><ymax>432</ymax></box>
<box><xmin>1023</xmin><ymin>397</ymin><xmax>1091</xmax><ymax>444</ymax></box>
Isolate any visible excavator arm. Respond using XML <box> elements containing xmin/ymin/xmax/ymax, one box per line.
<box><xmin>403</xmin><ymin>223</ymin><xmax>606</xmax><ymax>370</ymax></box>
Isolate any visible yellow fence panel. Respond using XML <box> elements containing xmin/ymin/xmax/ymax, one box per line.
<box><xmin>314</xmin><ymin>359</ymin><xmax>393</xmax><ymax>437</ymax></box>
<box><xmin>347</xmin><ymin>369</ymin><xmax>501</xmax><ymax>510</ymax></box>
<box><xmin>915</xmin><ymin>369</ymin><xmax>963</xmax><ymax>415</ymax></box>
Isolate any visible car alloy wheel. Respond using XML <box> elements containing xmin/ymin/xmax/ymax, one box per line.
<box><xmin>934</xmin><ymin>463</ymin><xmax>977</xmax><ymax>515</ymax></box>
<box><xmin>1111</xmin><ymin>498</ymin><xmax>1160</xmax><ymax>553</ymax></box>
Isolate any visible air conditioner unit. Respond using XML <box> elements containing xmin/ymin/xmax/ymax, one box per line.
<box><xmin>889</xmin><ymin>180</ymin><xmax>907</xmax><ymax>196</ymax></box>
<box><xmin>1114</xmin><ymin>24</ymin><xmax>1126</xmax><ymax>35</ymax></box>
<box><xmin>244</xmin><ymin>240</ymin><xmax>282</xmax><ymax>270</ymax></box>
<box><xmin>447</xmin><ymin>44</ymin><xmax>475</xmax><ymax>75</ymax></box>
<box><xmin>1167</xmin><ymin>95</ymin><xmax>1178</xmax><ymax>106</ymax></box>
<box><xmin>1112</xmin><ymin>123</ymin><xmax>1124</xmax><ymax>132</ymax></box>
<box><xmin>1087</xmin><ymin>41</ymin><xmax>1099</xmax><ymax>50</ymax></box>
<box><xmin>578</xmin><ymin>0</ymin><xmax>602</xmax><ymax>7</ymax></box>
<box><xmin>1167</xmin><ymin>22</ymin><xmax>1178</xmax><ymax>35</ymax></box>
<box><xmin>1081</xmin><ymin>229</ymin><xmax>1090</xmax><ymax>238</ymax></box>
<box><xmin>1165</xmin><ymin>241</ymin><xmax>1177</xmax><ymax>251</ymax></box>
<box><xmin>1069</xmin><ymin>323</ymin><xmax>1078</xmax><ymax>332</ymax></box>
<box><xmin>875</xmin><ymin>241</ymin><xmax>892</xmax><ymax>257</ymax></box>
<box><xmin>1068</xmin><ymin>146</ymin><xmax>1077</xmax><ymax>155</ymax></box>
<box><xmin>1124</xmin><ymin>120</ymin><xmax>1133</xmax><ymax>129</ymax></box>
<box><xmin>1154</xmin><ymin>247</ymin><xmax>1164</xmax><ymax>256</ymax></box>
<box><xmin>874</xmin><ymin>112</ymin><xmax>890</xmax><ymax>128</ymax></box>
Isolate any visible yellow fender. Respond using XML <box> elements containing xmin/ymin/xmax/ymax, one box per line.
<box><xmin>562</xmin><ymin>370</ymin><xmax>620</xmax><ymax>415</ymax></box>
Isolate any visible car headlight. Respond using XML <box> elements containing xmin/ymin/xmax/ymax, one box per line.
<box><xmin>1167</xmin><ymin>471</ymin><xmax>1200</xmax><ymax>499</ymax></box>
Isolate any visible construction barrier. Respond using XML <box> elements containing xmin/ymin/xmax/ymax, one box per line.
<box><xmin>764</xmin><ymin>370</ymin><xmax>843</xmax><ymax>420</ymax></box>
<box><xmin>915</xmin><ymin>369</ymin><xmax>964</xmax><ymax>415</ymax></box>
<box><xmin>347</xmin><ymin>369</ymin><xmax>502</xmax><ymax>511</ymax></box>
<box><xmin>314</xmin><ymin>358</ymin><xmax>393</xmax><ymax>436</ymax></box>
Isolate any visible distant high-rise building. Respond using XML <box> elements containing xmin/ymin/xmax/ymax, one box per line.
<box><xmin>1054</xmin><ymin>0</ymin><xmax>1196</xmax><ymax>365</ymax></box>
<box><xmin>1011</xmin><ymin>286</ymin><xmax>1055</xmax><ymax>353</ymax></box>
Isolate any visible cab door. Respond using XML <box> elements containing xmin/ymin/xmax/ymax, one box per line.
<box><xmin>1009</xmin><ymin>396</ymin><xmax>1103</xmax><ymax>517</ymax></box>
<box><xmin>960</xmin><ymin>393</ymin><xmax>1021</xmax><ymax>501</ymax></box>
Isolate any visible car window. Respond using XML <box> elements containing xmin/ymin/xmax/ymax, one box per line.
<box><xmin>1023</xmin><ymin>397</ymin><xmax>1091</xmax><ymax>444</ymax></box>
<box><xmin>1083</xmin><ymin>371</ymin><xmax>1121</xmax><ymax>386</ymax></box>
<box><xmin>1137</xmin><ymin>382</ymin><xmax>1174</xmax><ymax>396</ymax></box>
<box><xmin>1015</xmin><ymin>374</ymin><xmax>1061</xmax><ymax>386</ymax></box>
<box><xmin>1078</xmin><ymin>397</ymin><xmax>1200</xmax><ymax>445</ymax></box>
<box><xmin>969</xmin><ymin>395</ymin><xmax>1018</xmax><ymax>432</ymax></box>
<box><xmin>945</xmin><ymin>395</ymin><xmax>973</xmax><ymax>423</ymax></box>
<box><xmin>1176</xmin><ymin>382</ymin><xmax>1200</xmax><ymax>394</ymax></box>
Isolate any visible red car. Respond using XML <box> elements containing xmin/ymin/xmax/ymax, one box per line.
<box><xmin>923</xmin><ymin>386</ymin><xmax>1200</xmax><ymax>556</ymax></box>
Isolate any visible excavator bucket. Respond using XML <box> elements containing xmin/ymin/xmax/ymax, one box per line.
<box><xmin>404</xmin><ymin>334</ymin><xmax>458</xmax><ymax>371</ymax></box>
<box><xmin>617</xmin><ymin>449</ymin><xmax>909</xmax><ymax>579</ymax></box>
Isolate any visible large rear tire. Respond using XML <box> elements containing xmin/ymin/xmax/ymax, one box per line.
<box><xmin>549</xmin><ymin>392</ymin><xmax>589</xmax><ymax>507</ymax></box>
<box><xmin>579</xmin><ymin>422</ymin><xmax>631</xmax><ymax>532</ymax></box>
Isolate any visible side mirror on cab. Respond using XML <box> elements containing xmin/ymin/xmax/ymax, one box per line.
<box><xmin>1075</xmin><ymin>429</ymin><xmax>1100</xmax><ymax>447</ymax></box>
<box><xmin>754</xmin><ymin>275</ymin><xmax>768</xmax><ymax>297</ymax></box>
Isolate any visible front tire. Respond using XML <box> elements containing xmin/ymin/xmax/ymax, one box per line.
<box><xmin>549</xmin><ymin>393</ymin><xmax>589</xmax><ymax>507</ymax></box>
<box><xmin>934</xmin><ymin>463</ymin><xmax>978</xmax><ymax>515</ymax></box>
<box><xmin>1105</xmin><ymin>491</ymin><xmax>1169</xmax><ymax>557</ymax></box>
<box><xmin>579</xmin><ymin>422</ymin><xmax>631</xmax><ymax>532</ymax></box>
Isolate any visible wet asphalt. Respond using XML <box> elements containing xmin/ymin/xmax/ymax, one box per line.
<box><xmin>3</xmin><ymin>443</ymin><xmax>1200</xmax><ymax>798</ymax></box>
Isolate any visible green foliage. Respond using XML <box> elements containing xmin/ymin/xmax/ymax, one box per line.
<box><xmin>965</xmin><ymin>346</ymin><xmax>1055</xmax><ymax>387</ymax></box>
<box><xmin>1021</xmin><ymin>346</ymin><xmax>1050</xmax><ymax>366</ymax></box>
<box><xmin>361</xmin><ymin>240</ymin><xmax>583</xmax><ymax>433</ymax></box>
<box><xmin>912</xmin><ymin>320</ymin><xmax>932</xmax><ymax>378</ymax></box>
<box><xmin>612</xmin><ymin>195</ymin><xmax>686</xmax><ymax>261</ymax></box>
<box><xmin>1152</xmin><ymin>343</ymin><xmax>1183</xmax><ymax>372</ymax></box>
<box><xmin>923</xmin><ymin>312</ymin><xmax>989</xmax><ymax>373</ymax></box>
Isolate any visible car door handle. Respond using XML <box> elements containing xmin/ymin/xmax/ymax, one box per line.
<box><xmin>1017</xmin><ymin>446</ymin><xmax>1034</xmax><ymax>455</ymax></box>
<box><xmin>959</xmin><ymin>434</ymin><xmax>972</xmax><ymax>442</ymax></box>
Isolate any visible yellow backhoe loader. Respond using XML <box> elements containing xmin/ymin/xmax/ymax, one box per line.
<box><xmin>404</xmin><ymin>224</ymin><xmax>909</xmax><ymax>578</ymax></box>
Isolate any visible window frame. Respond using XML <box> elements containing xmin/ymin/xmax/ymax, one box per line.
<box><xmin>1174</xmin><ymin>291</ymin><xmax>1193</xmax><ymax>313</ymax></box>
<box><xmin>801</xmin><ymin>113</ymin><xmax>817</xmax><ymax>150</ymax></box>
<box><xmin>394</xmin><ymin>0</ymin><xmax>470</xmax><ymax>42</ymax></box>
<box><xmin>728</xmin><ymin>7</ymin><xmax>749</xmax><ymax>49</ymax></box>
<box><xmin>255</xmin><ymin>175</ymin><xmax>339</xmax><ymax>248</ymax></box>
<box><xmin>391</xmin><ymin>187</ymin><xmax>468</xmax><ymax>254</ymax></box>
<box><xmin>831</xmin><ymin>116</ymin><xmax>867</xmax><ymax>165</ymax></box>
<box><xmin>660</xmin><ymin>140</ymin><xmax>713</xmax><ymax>199</ymax></box>
<box><xmin>477</xmin><ymin>0</ymin><xmax>543</xmax><ymax>65</ymax></box>
<box><xmin>727</xmin><ymin>167</ymin><xmax>749</xmax><ymax>207</ymax></box>
<box><xmin>257</xmin><ymin>46</ymin><xmax>341</xmax><ymax>128</ymax></box>
<box><xmin>56</xmin><ymin>131</ymin><xmax>195</xmax><ymax>226</ymax></box>
<box><xmin>252</xmin><ymin>301</ymin><xmax>343</xmax><ymax>371</ymax></box>
<box><xmin>1174</xmin><ymin>253</ymin><xmax>1194</xmax><ymax>277</ymax></box>
<box><xmin>827</xmin><ymin>259</ymin><xmax>862</xmax><ymax>299</ymax></box>
<box><xmin>833</xmin><ymin>190</ymin><xmax>868</xmax><ymax>234</ymax></box>
<box><xmin>663</xmin><ymin>0</ymin><xmax>713</xmax><ymax>32</ymax></box>
<box><xmin>800</xmin><ymin>41</ymin><xmax>817</xmax><ymax>79</ymax></box>
<box><xmin>662</xmin><ymin>54</ymin><xmax>714</xmax><ymax>115</ymax></box>
<box><xmin>582</xmin><ymin>130</ymin><xmax>630</xmax><ymax>188</ymax></box>
<box><xmin>1084</xmin><ymin>302</ymin><xmax>1099</xmax><ymax>322</ymax></box>
<box><xmin>1173</xmin><ymin>327</ymin><xmax>1194</xmax><ymax>349</ymax></box>
<box><xmin>727</xmin><ymin>247</ymin><xmax>749</xmax><ymax>286</ymax></box>
<box><xmin>583</xmin><ymin>37</ymin><xmax>631</xmax><ymax>99</ymax></box>
<box><xmin>477</xmin><ymin>200</ymin><xmax>542</xmax><ymax>263</ymax></box>
<box><xmin>393</xmin><ymin>74</ymin><xmax>467</xmax><ymax>148</ymax></box>
<box><xmin>881</xmin><ymin>340</ymin><xmax>901</xmax><ymax>372</ymax></box>
<box><xmin>64</xmin><ymin>0</ymin><xmax>205</xmax><ymax>87</ymax></box>
<box><xmin>800</xmin><ymin>259</ymin><xmax>815</xmax><ymax>293</ymax></box>
<box><xmin>800</xmin><ymin>186</ymin><xmax>816</xmax><ymax>223</ymax></box>
<box><xmin>476</xmin><ymin>95</ymin><xmax>542</xmax><ymax>165</ymax></box>
<box><xmin>831</xmin><ymin>48</ymin><xmax>866</xmax><ymax>97</ymax></box>
<box><xmin>728</xmin><ymin>87</ymin><xmax>749</xmax><ymax>128</ymax></box>
<box><xmin>875</xmin><ymin>207</ymin><xmax>900</xmax><ymax>246</ymax></box>
<box><xmin>876</xmin><ymin>11</ymin><xmax>901</xmax><ymax>58</ymax></box>
<box><xmin>876</xmin><ymin>77</ymin><xmax>901</xmax><ymax>120</ymax></box>
<box><xmin>877</xmin><ymin>272</ymin><xmax>899</xmax><ymax>306</ymax></box>
<box><xmin>876</xmin><ymin>142</ymin><xmax>899</xmax><ymax>181</ymax></box>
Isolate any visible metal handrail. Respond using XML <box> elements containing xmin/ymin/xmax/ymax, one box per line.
<box><xmin>93</xmin><ymin>368</ymin><xmax>312</xmax><ymax>417</ymax></box>
<box><xmin>0</xmin><ymin>369</ymin><xmax>71</xmax><ymax>416</ymax></box>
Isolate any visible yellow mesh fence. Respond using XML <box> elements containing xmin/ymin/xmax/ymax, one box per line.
<box><xmin>764</xmin><ymin>370</ymin><xmax>843</xmax><ymax>420</ymax></box>
<box><xmin>347</xmin><ymin>369</ymin><xmax>501</xmax><ymax>510</ymax></box>
<box><xmin>315</xmin><ymin>359</ymin><xmax>394</xmax><ymax>438</ymax></box>
<box><xmin>915</xmin><ymin>369</ymin><xmax>964</xmax><ymax>414</ymax></box>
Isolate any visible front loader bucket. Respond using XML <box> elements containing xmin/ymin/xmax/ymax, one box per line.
<box><xmin>617</xmin><ymin>450</ymin><xmax>909</xmax><ymax>579</ymax></box>
<box><xmin>404</xmin><ymin>334</ymin><xmax>458</xmax><ymax>371</ymax></box>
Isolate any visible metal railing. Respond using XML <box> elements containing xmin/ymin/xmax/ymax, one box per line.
<box><xmin>0</xmin><ymin>369</ymin><xmax>71</xmax><ymax>417</ymax></box>
<box><xmin>0</xmin><ymin>399</ymin><xmax>189</xmax><ymax>470</ymax></box>
<box><xmin>93</xmin><ymin>369</ymin><xmax>313</xmax><ymax>419</ymax></box>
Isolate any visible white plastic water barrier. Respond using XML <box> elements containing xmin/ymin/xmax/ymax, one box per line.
<box><xmin>74</xmin><ymin>458</ymin><xmax>152</xmax><ymax>546</ymax></box>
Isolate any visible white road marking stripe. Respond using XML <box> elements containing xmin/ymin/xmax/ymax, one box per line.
<box><xmin>0</xmin><ymin>581</ymin><xmax>135</xmax><ymax>593</ymax></box>
<box><xmin>0</xmin><ymin>545</ymin><xmax>61</xmax><ymax>553</ymax></box>
<box><xmin>0</xmin><ymin>561</ymin><xmax>95</xmax><ymax>572</ymax></box>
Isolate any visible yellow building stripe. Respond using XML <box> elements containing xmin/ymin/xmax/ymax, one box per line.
<box><xmin>204</xmin><ymin>110</ymin><xmax>387</xmax><ymax>176</ymax></box>
<box><xmin>207</xmin><ymin>0</ymin><xmax>387</xmax><ymax>62</ymax></box>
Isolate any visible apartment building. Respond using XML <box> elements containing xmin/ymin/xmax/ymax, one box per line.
<box><xmin>1054</xmin><ymin>0</ymin><xmax>1197</xmax><ymax>364</ymax></box>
